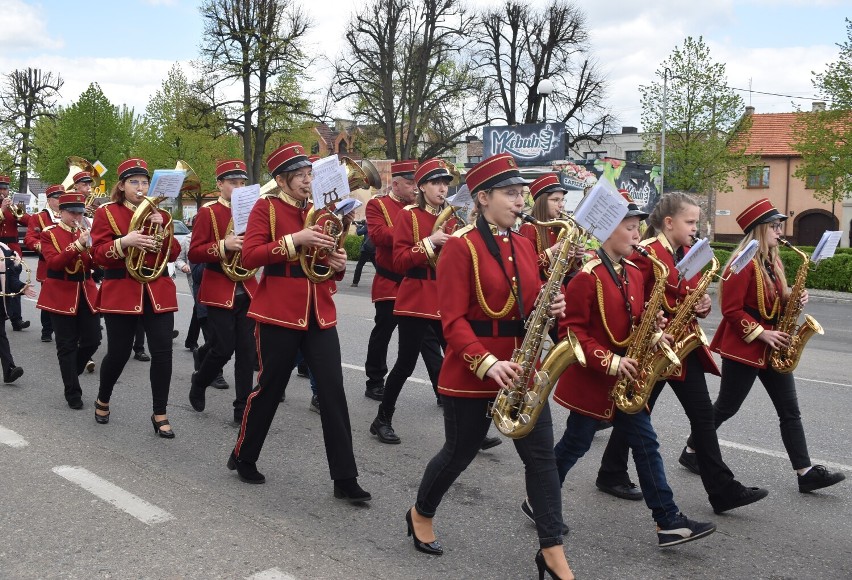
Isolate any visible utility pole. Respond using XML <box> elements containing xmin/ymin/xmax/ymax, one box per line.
<box><xmin>708</xmin><ymin>95</ymin><xmax>717</xmax><ymax>241</ymax></box>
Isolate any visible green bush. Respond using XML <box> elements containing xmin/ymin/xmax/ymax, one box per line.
<box><xmin>344</xmin><ymin>234</ymin><xmax>362</xmax><ymax>260</ymax></box>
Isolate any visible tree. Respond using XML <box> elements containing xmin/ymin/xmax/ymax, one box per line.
<box><xmin>0</xmin><ymin>68</ymin><xmax>63</xmax><ymax>193</ymax></box>
<box><xmin>793</xmin><ymin>18</ymin><xmax>852</xmax><ymax>206</ymax></box>
<box><xmin>31</xmin><ymin>83</ymin><xmax>135</xmax><ymax>188</ymax></box>
<box><xmin>640</xmin><ymin>36</ymin><xmax>755</xmax><ymax>233</ymax></box>
<box><xmin>194</xmin><ymin>0</ymin><xmax>313</xmax><ymax>183</ymax></box>
<box><xmin>333</xmin><ymin>0</ymin><xmax>486</xmax><ymax>160</ymax></box>
<box><xmin>474</xmin><ymin>0</ymin><xmax>612</xmax><ymax>147</ymax></box>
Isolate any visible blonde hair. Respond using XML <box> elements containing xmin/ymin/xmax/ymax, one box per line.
<box><xmin>726</xmin><ymin>222</ymin><xmax>789</xmax><ymax>298</ymax></box>
<box><xmin>643</xmin><ymin>192</ymin><xmax>699</xmax><ymax>241</ymax></box>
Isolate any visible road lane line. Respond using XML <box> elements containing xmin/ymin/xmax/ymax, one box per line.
<box><xmin>247</xmin><ymin>568</ymin><xmax>298</xmax><ymax>580</ymax></box>
<box><xmin>0</xmin><ymin>425</ymin><xmax>28</xmax><ymax>448</ymax></box>
<box><xmin>796</xmin><ymin>377</ymin><xmax>852</xmax><ymax>388</ymax></box>
<box><xmin>341</xmin><ymin>362</ymin><xmax>429</xmax><ymax>384</ymax></box>
<box><xmin>718</xmin><ymin>440</ymin><xmax>851</xmax><ymax>472</ymax></box>
<box><xmin>52</xmin><ymin>466</ymin><xmax>174</xmax><ymax>525</ymax></box>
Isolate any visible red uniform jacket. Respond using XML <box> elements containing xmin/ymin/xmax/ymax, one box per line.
<box><xmin>36</xmin><ymin>223</ymin><xmax>98</xmax><ymax>315</ymax></box>
<box><xmin>25</xmin><ymin>209</ymin><xmax>60</xmax><ymax>282</ymax></box>
<box><xmin>0</xmin><ymin>207</ymin><xmax>28</xmax><ymax>256</ymax></box>
<box><xmin>91</xmin><ymin>201</ymin><xmax>180</xmax><ymax>314</ymax></box>
<box><xmin>552</xmin><ymin>258</ymin><xmax>646</xmax><ymax>420</ymax></box>
<box><xmin>709</xmin><ymin>257</ymin><xmax>785</xmax><ymax>368</ymax></box>
<box><xmin>518</xmin><ymin>222</ymin><xmax>558</xmax><ymax>280</ymax></box>
<box><xmin>188</xmin><ymin>198</ymin><xmax>258</xmax><ymax>308</ymax></box>
<box><xmin>242</xmin><ymin>192</ymin><xmax>342</xmax><ymax>330</ymax></box>
<box><xmin>437</xmin><ymin>225</ymin><xmax>540</xmax><ymax>399</ymax></box>
<box><xmin>633</xmin><ymin>235</ymin><xmax>720</xmax><ymax>379</ymax></box>
<box><xmin>366</xmin><ymin>193</ymin><xmax>407</xmax><ymax>302</ymax></box>
<box><xmin>392</xmin><ymin>205</ymin><xmax>456</xmax><ymax>319</ymax></box>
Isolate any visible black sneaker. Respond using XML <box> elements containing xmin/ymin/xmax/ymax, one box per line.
<box><xmin>41</xmin><ymin>333</ymin><xmax>53</xmax><ymax>343</ymax></box>
<box><xmin>134</xmin><ymin>351</ymin><xmax>151</xmax><ymax>362</ymax></box>
<box><xmin>520</xmin><ymin>498</ymin><xmax>570</xmax><ymax>536</ymax></box>
<box><xmin>210</xmin><ymin>374</ymin><xmax>230</xmax><ymax>389</ymax></box>
<box><xmin>679</xmin><ymin>447</ymin><xmax>700</xmax><ymax>475</ymax></box>
<box><xmin>657</xmin><ymin>513</ymin><xmax>716</xmax><ymax>547</ymax></box>
<box><xmin>296</xmin><ymin>362</ymin><xmax>309</xmax><ymax>378</ymax></box>
<box><xmin>227</xmin><ymin>451</ymin><xmax>265</xmax><ymax>484</ymax></box>
<box><xmin>711</xmin><ymin>486</ymin><xmax>769</xmax><ymax>514</ymax></box>
<box><xmin>364</xmin><ymin>385</ymin><xmax>384</xmax><ymax>401</ymax></box>
<box><xmin>480</xmin><ymin>436</ymin><xmax>502</xmax><ymax>451</ymax></box>
<box><xmin>798</xmin><ymin>464</ymin><xmax>846</xmax><ymax>493</ymax></box>
<box><xmin>309</xmin><ymin>394</ymin><xmax>320</xmax><ymax>414</ymax></box>
<box><xmin>595</xmin><ymin>480</ymin><xmax>643</xmax><ymax>501</ymax></box>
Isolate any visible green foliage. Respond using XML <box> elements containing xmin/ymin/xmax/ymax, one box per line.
<box><xmin>343</xmin><ymin>234</ymin><xmax>362</xmax><ymax>261</ymax></box>
<box><xmin>711</xmin><ymin>247</ymin><xmax>852</xmax><ymax>291</ymax></box>
<box><xmin>792</xmin><ymin>19</ymin><xmax>852</xmax><ymax>204</ymax></box>
<box><xmin>640</xmin><ymin>36</ymin><xmax>756</xmax><ymax>194</ymax></box>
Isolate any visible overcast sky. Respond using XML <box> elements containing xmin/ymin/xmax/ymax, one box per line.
<box><xmin>1</xmin><ymin>0</ymin><xmax>848</xmax><ymax>133</ymax></box>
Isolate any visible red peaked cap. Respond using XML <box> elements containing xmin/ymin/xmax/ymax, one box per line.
<box><xmin>117</xmin><ymin>158</ymin><xmax>149</xmax><ymax>181</ymax></box>
<box><xmin>216</xmin><ymin>159</ymin><xmax>248</xmax><ymax>181</ymax></box>
<box><xmin>266</xmin><ymin>143</ymin><xmax>311</xmax><ymax>176</ymax></box>
<box><xmin>465</xmin><ymin>153</ymin><xmax>529</xmax><ymax>195</ymax></box>
<box><xmin>736</xmin><ymin>198</ymin><xmax>787</xmax><ymax>234</ymax></box>
<box><xmin>391</xmin><ymin>160</ymin><xmax>418</xmax><ymax>179</ymax></box>
<box><xmin>45</xmin><ymin>184</ymin><xmax>65</xmax><ymax>198</ymax></box>
<box><xmin>414</xmin><ymin>158</ymin><xmax>453</xmax><ymax>187</ymax></box>
<box><xmin>530</xmin><ymin>173</ymin><xmax>567</xmax><ymax>200</ymax></box>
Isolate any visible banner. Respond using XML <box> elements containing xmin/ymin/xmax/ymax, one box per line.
<box><xmin>483</xmin><ymin>122</ymin><xmax>565</xmax><ymax>166</ymax></box>
<box><xmin>553</xmin><ymin>159</ymin><xmax>660</xmax><ymax>214</ymax></box>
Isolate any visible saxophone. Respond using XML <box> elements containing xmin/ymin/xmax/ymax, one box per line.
<box><xmin>769</xmin><ymin>240</ymin><xmax>824</xmax><ymax>373</ymax></box>
<box><xmin>661</xmin><ymin>252</ymin><xmax>720</xmax><ymax>377</ymax></box>
<box><xmin>490</xmin><ymin>212</ymin><xmax>587</xmax><ymax>439</ymax></box>
<box><xmin>610</xmin><ymin>246</ymin><xmax>680</xmax><ymax>414</ymax></box>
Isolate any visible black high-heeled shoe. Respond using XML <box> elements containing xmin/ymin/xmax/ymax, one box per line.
<box><xmin>535</xmin><ymin>548</ymin><xmax>567</xmax><ymax>580</ymax></box>
<box><xmin>151</xmin><ymin>415</ymin><xmax>175</xmax><ymax>439</ymax></box>
<box><xmin>95</xmin><ymin>400</ymin><xmax>110</xmax><ymax>424</ymax></box>
<box><xmin>405</xmin><ymin>508</ymin><xmax>443</xmax><ymax>555</ymax></box>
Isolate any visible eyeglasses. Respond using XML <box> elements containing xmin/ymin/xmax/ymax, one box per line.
<box><xmin>127</xmin><ymin>179</ymin><xmax>149</xmax><ymax>187</ymax></box>
<box><xmin>498</xmin><ymin>188</ymin><xmax>525</xmax><ymax>201</ymax></box>
<box><xmin>769</xmin><ymin>222</ymin><xmax>784</xmax><ymax>231</ymax></box>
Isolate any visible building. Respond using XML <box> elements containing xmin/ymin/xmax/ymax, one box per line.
<box><xmin>715</xmin><ymin>105</ymin><xmax>841</xmax><ymax>246</ymax></box>
<box><xmin>570</xmin><ymin>126</ymin><xmax>649</xmax><ymax>162</ymax></box>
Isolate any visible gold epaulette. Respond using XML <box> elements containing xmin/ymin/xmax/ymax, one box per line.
<box><xmin>452</xmin><ymin>224</ymin><xmax>475</xmax><ymax>238</ymax></box>
<box><xmin>43</xmin><ymin>224</ymin><xmax>58</xmax><ymax>232</ymax></box>
<box><xmin>623</xmin><ymin>258</ymin><xmax>639</xmax><ymax>269</ymax></box>
<box><xmin>581</xmin><ymin>257</ymin><xmax>602</xmax><ymax>274</ymax></box>
<box><xmin>202</xmin><ymin>200</ymin><xmax>217</xmax><ymax>207</ymax></box>
<box><xmin>403</xmin><ymin>204</ymin><xmax>417</xmax><ymax>211</ymax></box>
<box><xmin>638</xmin><ymin>238</ymin><xmax>655</xmax><ymax>247</ymax></box>
<box><xmin>372</xmin><ymin>192</ymin><xmax>388</xmax><ymax>198</ymax></box>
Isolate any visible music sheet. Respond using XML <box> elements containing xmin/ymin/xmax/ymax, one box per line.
<box><xmin>811</xmin><ymin>231</ymin><xmax>842</xmax><ymax>262</ymax></box>
<box><xmin>148</xmin><ymin>169</ymin><xmax>186</xmax><ymax>199</ymax></box>
<box><xmin>231</xmin><ymin>184</ymin><xmax>261</xmax><ymax>235</ymax></box>
<box><xmin>675</xmin><ymin>237</ymin><xmax>714</xmax><ymax>280</ymax></box>
<box><xmin>571</xmin><ymin>178</ymin><xmax>628</xmax><ymax>242</ymax></box>
<box><xmin>729</xmin><ymin>239</ymin><xmax>759</xmax><ymax>274</ymax></box>
<box><xmin>311</xmin><ymin>155</ymin><xmax>350</xmax><ymax>210</ymax></box>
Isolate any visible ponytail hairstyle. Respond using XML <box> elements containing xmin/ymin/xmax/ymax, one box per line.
<box><xmin>643</xmin><ymin>191</ymin><xmax>700</xmax><ymax>241</ymax></box>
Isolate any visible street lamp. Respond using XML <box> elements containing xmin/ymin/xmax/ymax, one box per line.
<box><xmin>537</xmin><ymin>78</ymin><xmax>554</xmax><ymax>123</ymax></box>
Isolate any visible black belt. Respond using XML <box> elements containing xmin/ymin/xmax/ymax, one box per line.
<box><xmin>47</xmin><ymin>269</ymin><xmax>91</xmax><ymax>282</ymax></box>
<box><xmin>206</xmin><ymin>262</ymin><xmax>224</xmax><ymax>274</ymax></box>
<box><xmin>374</xmin><ymin>264</ymin><xmax>403</xmax><ymax>283</ymax></box>
<box><xmin>469</xmin><ymin>319</ymin><xmax>525</xmax><ymax>338</ymax></box>
<box><xmin>405</xmin><ymin>267</ymin><xmax>437</xmax><ymax>281</ymax></box>
<box><xmin>744</xmin><ymin>305</ymin><xmax>778</xmax><ymax>325</ymax></box>
<box><xmin>265</xmin><ymin>263</ymin><xmax>307</xmax><ymax>278</ymax></box>
<box><xmin>0</xmin><ymin>236</ymin><xmax>17</xmax><ymax>243</ymax></box>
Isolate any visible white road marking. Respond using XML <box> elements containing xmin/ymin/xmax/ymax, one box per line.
<box><xmin>796</xmin><ymin>377</ymin><xmax>852</xmax><ymax>388</ymax></box>
<box><xmin>718</xmin><ymin>440</ymin><xmax>852</xmax><ymax>472</ymax></box>
<box><xmin>0</xmin><ymin>425</ymin><xmax>28</xmax><ymax>448</ymax></box>
<box><xmin>247</xmin><ymin>568</ymin><xmax>298</xmax><ymax>580</ymax></box>
<box><xmin>52</xmin><ymin>466</ymin><xmax>174</xmax><ymax>525</ymax></box>
<box><xmin>341</xmin><ymin>362</ymin><xmax>429</xmax><ymax>384</ymax></box>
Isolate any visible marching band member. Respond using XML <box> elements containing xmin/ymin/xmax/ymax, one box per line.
<box><xmin>687</xmin><ymin>198</ymin><xmax>845</xmax><ymax>493</ymax></box>
<box><xmin>0</xmin><ymin>239</ymin><xmax>25</xmax><ymax>383</ymax></box>
<box><xmin>25</xmin><ymin>183</ymin><xmax>63</xmax><ymax>342</ymax></box>
<box><xmin>407</xmin><ymin>154</ymin><xmax>574</xmax><ymax>580</ymax></box>
<box><xmin>518</xmin><ymin>174</ymin><xmax>570</xmax><ymax>281</ymax></box>
<box><xmin>550</xmin><ymin>193</ymin><xmax>717</xmax><ymax>548</ymax></box>
<box><xmin>363</xmin><ymin>160</ymin><xmax>443</xmax><ymax>403</ymax></box>
<box><xmin>36</xmin><ymin>192</ymin><xmax>101</xmax><ymax>410</ymax></box>
<box><xmin>0</xmin><ymin>175</ymin><xmax>30</xmax><ymax>331</ymax></box>
<box><xmin>188</xmin><ymin>160</ymin><xmax>258</xmax><ymax>423</ymax></box>
<box><xmin>594</xmin><ymin>192</ymin><xmax>768</xmax><ymax>514</ymax></box>
<box><xmin>228</xmin><ymin>143</ymin><xmax>370</xmax><ymax>504</ymax></box>
<box><xmin>90</xmin><ymin>158</ymin><xmax>181</xmax><ymax>437</ymax></box>
<box><xmin>369</xmin><ymin>159</ymin><xmax>453</xmax><ymax>444</ymax></box>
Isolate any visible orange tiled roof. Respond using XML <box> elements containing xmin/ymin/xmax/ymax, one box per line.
<box><xmin>739</xmin><ymin>112</ymin><xmax>802</xmax><ymax>157</ymax></box>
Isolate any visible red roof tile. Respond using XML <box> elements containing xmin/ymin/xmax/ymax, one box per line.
<box><xmin>739</xmin><ymin>112</ymin><xmax>801</xmax><ymax>157</ymax></box>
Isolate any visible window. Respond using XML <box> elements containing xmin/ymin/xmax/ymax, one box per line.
<box><xmin>442</xmin><ymin>156</ymin><xmax>457</xmax><ymax>164</ymax></box>
<box><xmin>468</xmin><ymin>156</ymin><xmax>481</xmax><ymax>164</ymax></box>
<box><xmin>585</xmin><ymin>151</ymin><xmax>606</xmax><ymax>160</ymax></box>
<box><xmin>625</xmin><ymin>150</ymin><xmax>645</xmax><ymax>162</ymax></box>
<box><xmin>805</xmin><ymin>174</ymin><xmax>831</xmax><ymax>189</ymax></box>
<box><xmin>747</xmin><ymin>166</ymin><xmax>770</xmax><ymax>188</ymax></box>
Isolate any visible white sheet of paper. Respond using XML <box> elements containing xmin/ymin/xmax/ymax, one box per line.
<box><xmin>674</xmin><ymin>237</ymin><xmax>714</xmax><ymax>281</ymax></box>
<box><xmin>12</xmin><ymin>193</ymin><xmax>29</xmax><ymax>205</ymax></box>
<box><xmin>729</xmin><ymin>239</ymin><xmax>759</xmax><ymax>274</ymax></box>
<box><xmin>447</xmin><ymin>184</ymin><xmax>472</xmax><ymax>208</ymax></box>
<box><xmin>811</xmin><ymin>230</ymin><xmax>842</xmax><ymax>262</ymax></box>
<box><xmin>335</xmin><ymin>197</ymin><xmax>363</xmax><ymax>216</ymax></box>
<box><xmin>571</xmin><ymin>179</ymin><xmax>628</xmax><ymax>242</ymax></box>
<box><xmin>148</xmin><ymin>169</ymin><xmax>186</xmax><ymax>199</ymax></box>
<box><xmin>231</xmin><ymin>184</ymin><xmax>261</xmax><ymax>235</ymax></box>
<box><xmin>311</xmin><ymin>155</ymin><xmax>350</xmax><ymax>209</ymax></box>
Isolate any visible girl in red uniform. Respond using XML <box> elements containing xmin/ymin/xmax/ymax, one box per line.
<box><xmin>91</xmin><ymin>158</ymin><xmax>180</xmax><ymax>437</ymax></box>
<box><xmin>369</xmin><ymin>158</ymin><xmax>453</xmax><ymax>444</ymax></box>
<box><xmin>37</xmin><ymin>192</ymin><xmax>101</xmax><ymax>410</ymax></box>
<box><xmin>228</xmin><ymin>143</ymin><xmax>370</xmax><ymax>504</ymax></box>
<box><xmin>689</xmin><ymin>198</ymin><xmax>844</xmax><ymax>493</ymax></box>
<box><xmin>407</xmin><ymin>154</ymin><xmax>574</xmax><ymax>579</ymax></box>
<box><xmin>518</xmin><ymin>174</ymin><xmax>568</xmax><ymax>281</ymax></box>
<box><xmin>594</xmin><ymin>192</ymin><xmax>768</xmax><ymax>513</ymax></box>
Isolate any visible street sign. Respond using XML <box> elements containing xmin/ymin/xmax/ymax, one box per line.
<box><xmin>716</xmin><ymin>209</ymin><xmax>731</xmax><ymax>215</ymax></box>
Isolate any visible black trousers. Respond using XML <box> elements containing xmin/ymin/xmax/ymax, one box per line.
<box><xmin>196</xmin><ymin>293</ymin><xmax>256</xmax><ymax>414</ymax></box>
<box><xmin>234</xmin><ymin>317</ymin><xmax>358</xmax><ymax>481</ymax></box>
<box><xmin>598</xmin><ymin>351</ymin><xmax>743</xmax><ymax>502</ymax></box>
<box><xmin>133</xmin><ymin>322</ymin><xmax>145</xmax><ymax>352</ymax></box>
<box><xmin>41</xmin><ymin>308</ymin><xmax>53</xmax><ymax>335</ymax></box>
<box><xmin>98</xmin><ymin>295</ymin><xmax>174</xmax><ymax>415</ymax></box>
<box><xmin>0</xmin><ymin>315</ymin><xmax>15</xmax><ymax>373</ymax></box>
<box><xmin>364</xmin><ymin>299</ymin><xmax>443</xmax><ymax>391</ymax></box>
<box><xmin>6</xmin><ymin>294</ymin><xmax>22</xmax><ymax>322</ymax></box>
<box><xmin>688</xmin><ymin>357</ymin><xmax>811</xmax><ymax>470</ymax></box>
<box><xmin>380</xmin><ymin>316</ymin><xmax>444</xmax><ymax>413</ymax></box>
<box><xmin>416</xmin><ymin>397</ymin><xmax>564</xmax><ymax>549</ymax></box>
<box><xmin>352</xmin><ymin>251</ymin><xmax>375</xmax><ymax>285</ymax></box>
<box><xmin>185</xmin><ymin>303</ymin><xmax>202</xmax><ymax>348</ymax></box>
<box><xmin>50</xmin><ymin>300</ymin><xmax>101</xmax><ymax>403</ymax></box>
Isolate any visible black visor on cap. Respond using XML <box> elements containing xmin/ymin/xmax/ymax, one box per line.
<box><xmin>273</xmin><ymin>157</ymin><xmax>311</xmax><ymax>176</ymax></box>
<box><xmin>120</xmin><ymin>167</ymin><xmax>150</xmax><ymax>181</ymax></box>
<box><xmin>60</xmin><ymin>204</ymin><xmax>86</xmax><ymax>213</ymax></box>
<box><xmin>218</xmin><ymin>170</ymin><xmax>249</xmax><ymax>181</ymax></box>
<box><xmin>481</xmin><ymin>174</ymin><xmax>530</xmax><ymax>193</ymax></box>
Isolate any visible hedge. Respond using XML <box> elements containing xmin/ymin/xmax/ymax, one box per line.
<box><xmin>344</xmin><ymin>234</ymin><xmax>362</xmax><ymax>260</ymax></box>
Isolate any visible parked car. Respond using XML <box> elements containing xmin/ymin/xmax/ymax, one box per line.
<box><xmin>167</xmin><ymin>219</ymin><xmax>191</xmax><ymax>278</ymax></box>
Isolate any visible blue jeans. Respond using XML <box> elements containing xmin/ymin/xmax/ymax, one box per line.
<box><xmin>554</xmin><ymin>409</ymin><xmax>679</xmax><ymax>526</ymax></box>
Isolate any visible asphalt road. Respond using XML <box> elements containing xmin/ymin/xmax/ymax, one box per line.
<box><xmin>1</xmin><ymin>260</ymin><xmax>850</xmax><ymax>579</ymax></box>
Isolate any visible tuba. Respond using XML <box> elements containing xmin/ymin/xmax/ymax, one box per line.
<box><xmin>62</xmin><ymin>156</ymin><xmax>103</xmax><ymax>217</ymax></box>
<box><xmin>490</xmin><ymin>212</ymin><xmax>587</xmax><ymax>439</ymax></box>
<box><xmin>769</xmin><ymin>240</ymin><xmax>824</xmax><ymax>373</ymax></box>
<box><xmin>299</xmin><ymin>157</ymin><xmax>381</xmax><ymax>283</ymax></box>
<box><xmin>609</xmin><ymin>246</ymin><xmax>681</xmax><ymax>414</ymax></box>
